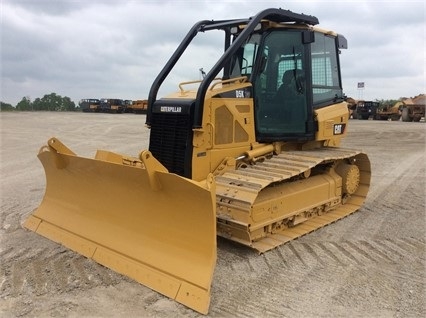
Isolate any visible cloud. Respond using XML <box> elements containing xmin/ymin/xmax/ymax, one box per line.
<box><xmin>5</xmin><ymin>0</ymin><xmax>88</xmax><ymax>16</ymax></box>
<box><xmin>1</xmin><ymin>0</ymin><xmax>425</xmax><ymax>105</ymax></box>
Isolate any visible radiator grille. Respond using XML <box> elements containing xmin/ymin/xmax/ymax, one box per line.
<box><xmin>149</xmin><ymin>111</ymin><xmax>192</xmax><ymax>177</ymax></box>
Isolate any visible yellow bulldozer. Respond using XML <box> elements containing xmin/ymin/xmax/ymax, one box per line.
<box><xmin>24</xmin><ymin>8</ymin><xmax>371</xmax><ymax>314</ymax></box>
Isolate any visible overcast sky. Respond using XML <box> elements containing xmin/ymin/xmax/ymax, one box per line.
<box><xmin>1</xmin><ymin>0</ymin><xmax>425</xmax><ymax>106</ymax></box>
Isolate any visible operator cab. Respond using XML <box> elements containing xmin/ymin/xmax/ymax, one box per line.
<box><xmin>146</xmin><ymin>9</ymin><xmax>348</xmax><ymax>178</ymax></box>
<box><xmin>229</xmin><ymin>26</ymin><xmax>346</xmax><ymax>142</ymax></box>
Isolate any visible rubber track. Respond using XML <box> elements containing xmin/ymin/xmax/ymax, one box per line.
<box><xmin>215</xmin><ymin>147</ymin><xmax>371</xmax><ymax>252</ymax></box>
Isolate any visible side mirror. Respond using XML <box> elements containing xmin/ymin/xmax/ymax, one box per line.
<box><xmin>302</xmin><ymin>30</ymin><xmax>315</xmax><ymax>44</ymax></box>
<box><xmin>337</xmin><ymin>34</ymin><xmax>348</xmax><ymax>49</ymax></box>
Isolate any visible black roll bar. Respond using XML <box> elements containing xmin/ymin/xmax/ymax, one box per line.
<box><xmin>146</xmin><ymin>8</ymin><xmax>319</xmax><ymax>128</ymax></box>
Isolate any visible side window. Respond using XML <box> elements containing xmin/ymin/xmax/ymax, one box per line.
<box><xmin>311</xmin><ymin>32</ymin><xmax>342</xmax><ymax>104</ymax></box>
<box><xmin>241</xmin><ymin>43</ymin><xmax>256</xmax><ymax>75</ymax></box>
<box><xmin>230</xmin><ymin>34</ymin><xmax>261</xmax><ymax>78</ymax></box>
<box><xmin>257</xmin><ymin>46</ymin><xmax>269</xmax><ymax>91</ymax></box>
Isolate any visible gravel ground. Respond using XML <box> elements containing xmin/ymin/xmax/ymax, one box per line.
<box><xmin>0</xmin><ymin>112</ymin><xmax>425</xmax><ymax>317</ymax></box>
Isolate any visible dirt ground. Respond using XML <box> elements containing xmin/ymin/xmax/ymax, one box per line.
<box><xmin>0</xmin><ymin>112</ymin><xmax>425</xmax><ymax>317</ymax></box>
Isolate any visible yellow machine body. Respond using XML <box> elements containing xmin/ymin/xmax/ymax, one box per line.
<box><xmin>25</xmin><ymin>9</ymin><xmax>371</xmax><ymax>315</ymax></box>
<box><xmin>162</xmin><ymin>79</ymin><xmax>371</xmax><ymax>252</ymax></box>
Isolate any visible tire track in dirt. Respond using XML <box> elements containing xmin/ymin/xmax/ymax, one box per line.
<box><xmin>214</xmin><ymin>236</ymin><xmax>425</xmax><ymax>317</ymax></box>
<box><xmin>0</xmin><ymin>203</ymin><xmax>21</xmax><ymax>233</ymax></box>
<box><xmin>217</xmin><ymin>237</ymin><xmax>424</xmax><ymax>272</ymax></box>
<box><xmin>1</xmin><ymin>193</ymin><xmax>44</xmax><ymax>237</ymax></box>
<box><xmin>0</xmin><ymin>248</ymin><xmax>124</xmax><ymax>300</ymax></box>
<box><xmin>9</xmin><ymin>234</ymin><xmax>420</xmax><ymax>317</ymax></box>
<box><xmin>368</xmin><ymin>153</ymin><xmax>423</xmax><ymax>205</ymax></box>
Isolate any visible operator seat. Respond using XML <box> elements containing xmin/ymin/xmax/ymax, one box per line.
<box><xmin>275</xmin><ymin>69</ymin><xmax>305</xmax><ymax>102</ymax></box>
<box><xmin>273</xmin><ymin>69</ymin><xmax>307</xmax><ymax>133</ymax></box>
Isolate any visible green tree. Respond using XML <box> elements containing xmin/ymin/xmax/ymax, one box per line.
<box><xmin>16</xmin><ymin>97</ymin><xmax>32</xmax><ymax>111</ymax></box>
<box><xmin>15</xmin><ymin>93</ymin><xmax>77</xmax><ymax>111</ymax></box>
<box><xmin>35</xmin><ymin>93</ymin><xmax>76</xmax><ymax>111</ymax></box>
<box><xmin>32</xmin><ymin>97</ymin><xmax>42</xmax><ymax>110</ymax></box>
<box><xmin>40</xmin><ymin>93</ymin><xmax>60</xmax><ymax>111</ymax></box>
<box><xmin>0</xmin><ymin>101</ymin><xmax>15</xmax><ymax>111</ymax></box>
<box><xmin>62</xmin><ymin>96</ymin><xmax>76</xmax><ymax>111</ymax></box>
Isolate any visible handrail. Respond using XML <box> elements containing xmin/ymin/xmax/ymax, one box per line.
<box><xmin>209</xmin><ymin>76</ymin><xmax>247</xmax><ymax>91</ymax></box>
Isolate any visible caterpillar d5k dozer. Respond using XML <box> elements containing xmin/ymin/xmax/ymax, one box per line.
<box><xmin>24</xmin><ymin>8</ymin><xmax>371</xmax><ymax>314</ymax></box>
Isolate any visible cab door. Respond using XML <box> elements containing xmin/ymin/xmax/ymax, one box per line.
<box><xmin>253</xmin><ymin>30</ymin><xmax>311</xmax><ymax>141</ymax></box>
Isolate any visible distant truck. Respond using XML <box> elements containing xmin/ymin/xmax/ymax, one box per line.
<box><xmin>99</xmin><ymin>99</ymin><xmax>125</xmax><ymax>113</ymax></box>
<box><xmin>123</xmin><ymin>100</ymin><xmax>133</xmax><ymax>113</ymax></box>
<box><xmin>355</xmin><ymin>101</ymin><xmax>379</xmax><ymax>120</ymax></box>
<box><xmin>79</xmin><ymin>99</ymin><xmax>100</xmax><ymax>112</ymax></box>
<box><xmin>401</xmin><ymin>104</ymin><xmax>425</xmax><ymax>122</ymax></box>
<box><xmin>129</xmin><ymin>99</ymin><xmax>148</xmax><ymax>114</ymax></box>
<box><xmin>374</xmin><ymin>103</ymin><xmax>402</xmax><ymax>121</ymax></box>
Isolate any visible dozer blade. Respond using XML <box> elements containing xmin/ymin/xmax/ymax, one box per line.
<box><xmin>24</xmin><ymin>138</ymin><xmax>216</xmax><ymax>314</ymax></box>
